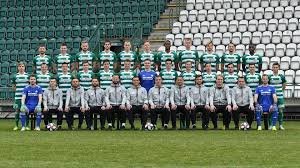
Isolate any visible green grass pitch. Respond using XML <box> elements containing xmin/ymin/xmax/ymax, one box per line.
<box><xmin>0</xmin><ymin>119</ymin><xmax>299</xmax><ymax>168</ymax></box>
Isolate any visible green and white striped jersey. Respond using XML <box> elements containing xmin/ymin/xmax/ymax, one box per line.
<box><xmin>36</xmin><ymin>72</ymin><xmax>53</xmax><ymax>91</ymax></box>
<box><xmin>77</xmin><ymin>71</ymin><xmax>95</xmax><ymax>91</ymax></box>
<box><xmin>117</xmin><ymin>51</ymin><xmax>137</xmax><ymax>71</ymax></box>
<box><xmin>245</xmin><ymin>73</ymin><xmax>261</xmax><ymax>95</ymax></box>
<box><xmin>223</xmin><ymin>72</ymin><xmax>239</xmax><ymax>89</ymax></box>
<box><xmin>181</xmin><ymin>71</ymin><xmax>197</xmax><ymax>88</ymax></box>
<box><xmin>74</xmin><ymin>51</ymin><xmax>97</xmax><ymax>72</ymax></box>
<box><xmin>202</xmin><ymin>72</ymin><xmax>217</xmax><ymax>88</ymax></box>
<box><xmin>98</xmin><ymin>51</ymin><xmax>117</xmax><ymax>71</ymax></box>
<box><xmin>11</xmin><ymin>72</ymin><xmax>29</xmax><ymax>100</ymax></box>
<box><xmin>139</xmin><ymin>51</ymin><xmax>156</xmax><ymax>70</ymax></box>
<box><xmin>54</xmin><ymin>53</ymin><xmax>73</xmax><ymax>75</ymax></box>
<box><xmin>160</xmin><ymin>69</ymin><xmax>178</xmax><ymax>89</ymax></box>
<box><xmin>269</xmin><ymin>74</ymin><xmax>286</xmax><ymax>99</ymax></box>
<box><xmin>57</xmin><ymin>73</ymin><xmax>73</xmax><ymax>100</ymax></box>
<box><xmin>200</xmin><ymin>52</ymin><xmax>220</xmax><ymax>72</ymax></box>
<box><xmin>222</xmin><ymin>53</ymin><xmax>241</xmax><ymax>72</ymax></box>
<box><xmin>119</xmin><ymin>70</ymin><xmax>136</xmax><ymax>89</ymax></box>
<box><xmin>156</xmin><ymin>51</ymin><xmax>177</xmax><ymax>70</ymax></box>
<box><xmin>242</xmin><ymin>53</ymin><xmax>262</xmax><ymax>74</ymax></box>
<box><xmin>178</xmin><ymin>50</ymin><xmax>199</xmax><ymax>72</ymax></box>
<box><xmin>98</xmin><ymin>70</ymin><xmax>114</xmax><ymax>90</ymax></box>
<box><xmin>33</xmin><ymin>55</ymin><xmax>52</xmax><ymax>74</ymax></box>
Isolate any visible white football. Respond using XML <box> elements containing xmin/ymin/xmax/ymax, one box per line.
<box><xmin>240</xmin><ymin>122</ymin><xmax>250</xmax><ymax>131</ymax></box>
<box><xmin>145</xmin><ymin>123</ymin><xmax>154</xmax><ymax>131</ymax></box>
<box><xmin>47</xmin><ymin>123</ymin><xmax>57</xmax><ymax>131</ymax></box>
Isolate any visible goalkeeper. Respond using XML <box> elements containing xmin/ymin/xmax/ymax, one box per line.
<box><xmin>20</xmin><ymin>75</ymin><xmax>43</xmax><ymax>131</ymax></box>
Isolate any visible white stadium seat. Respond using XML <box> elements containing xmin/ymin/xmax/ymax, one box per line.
<box><xmin>292</xmin><ymin>30</ymin><xmax>300</xmax><ymax>43</ymax></box>
<box><xmin>191</xmin><ymin>21</ymin><xmax>200</xmax><ymax>34</ymax></box>
<box><xmin>179</xmin><ymin>10</ymin><xmax>189</xmax><ymax>22</ymax></box>
<box><xmin>193</xmin><ymin>33</ymin><xmax>203</xmax><ymax>46</ymax></box>
<box><xmin>214</xmin><ymin>0</ymin><xmax>223</xmax><ymax>9</ymax></box>
<box><xmin>213</xmin><ymin>32</ymin><xmax>222</xmax><ymax>45</ymax></box>
<box><xmin>216</xmin><ymin>9</ymin><xmax>226</xmax><ymax>21</ymax></box>
<box><xmin>171</xmin><ymin>46</ymin><xmax>177</xmax><ymax>52</ymax></box>
<box><xmin>216</xmin><ymin>45</ymin><xmax>226</xmax><ymax>56</ymax></box>
<box><xmin>268</xmin><ymin>19</ymin><xmax>278</xmax><ymax>32</ymax></box>
<box><xmin>184</xmin><ymin>33</ymin><xmax>194</xmax><ymax>40</ymax></box>
<box><xmin>278</xmin><ymin>18</ymin><xmax>288</xmax><ymax>31</ymax></box>
<box><xmin>282</xmin><ymin>30</ymin><xmax>292</xmax><ymax>44</ymax></box>
<box><xmin>226</xmin><ymin>8</ymin><xmax>235</xmax><ymax>21</ymax></box>
<box><xmin>188</xmin><ymin>10</ymin><xmax>198</xmax><ymax>22</ymax></box>
<box><xmin>286</xmin><ymin>43</ymin><xmax>297</xmax><ymax>57</ymax></box>
<box><xmin>172</xmin><ymin>22</ymin><xmax>181</xmax><ymax>34</ymax></box>
<box><xmin>236</xmin><ymin>44</ymin><xmax>245</xmax><ymax>56</ymax></box>
<box><xmin>280</xmin><ymin>0</ymin><xmax>289</xmax><ymax>7</ymax></box>
<box><xmin>232</xmin><ymin>0</ymin><xmax>241</xmax><ymax>9</ymax></box>
<box><xmin>181</xmin><ymin>22</ymin><xmax>191</xmax><ymax>34</ymax></box>
<box><xmin>288</xmin><ymin>18</ymin><xmax>298</xmax><ymax>31</ymax></box>
<box><xmin>264</xmin><ymin>70</ymin><xmax>273</xmax><ymax>76</ymax></box>
<box><xmin>269</xmin><ymin>57</ymin><xmax>281</xmax><ymax>69</ymax></box>
<box><xmin>261</xmin><ymin>0</ymin><xmax>270</xmax><ymax>8</ymax></box>
<box><xmin>197</xmin><ymin>9</ymin><xmax>207</xmax><ymax>21</ymax></box>
<box><xmin>285</xmin><ymin>70</ymin><xmax>295</xmax><ymax>84</ymax></box>
<box><xmin>280</xmin><ymin>56</ymin><xmax>291</xmax><ymax>70</ymax></box>
<box><xmin>272</xmin><ymin>31</ymin><xmax>282</xmax><ymax>44</ymax></box>
<box><xmin>284</xmin><ymin>85</ymin><xmax>294</xmax><ymax>98</ymax></box>
<box><xmin>255</xmin><ymin>7</ymin><xmax>264</xmax><ymax>20</ymax></box>
<box><xmin>290</xmin><ymin>0</ymin><xmax>299</xmax><ymax>7</ymax></box>
<box><xmin>229</xmin><ymin>20</ymin><xmax>238</xmax><ymax>33</ymax></box>
<box><xmin>241</xmin><ymin>0</ymin><xmax>250</xmax><ymax>8</ymax></box>
<box><xmin>186</xmin><ymin>0</ymin><xmax>196</xmax><ymax>10</ymax></box>
<box><xmin>196</xmin><ymin>45</ymin><xmax>206</xmax><ymax>55</ymax></box>
<box><xmin>270</xmin><ymin>0</ymin><xmax>279</xmax><ymax>7</ymax></box>
<box><xmin>177</xmin><ymin>46</ymin><xmax>186</xmax><ymax>52</ymax></box>
<box><xmin>252</xmin><ymin>32</ymin><xmax>262</xmax><ymax>44</ymax></box>
<box><xmin>264</xmin><ymin>7</ymin><xmax>275</xmax><ymax>20</ymax></box>
<box><xmin>265</xmin><ymin>44</ymin><xmax>276</xmax><ymax>57</ymax></box>
<box><xmin>284</xmin><ymin>6</ymin><xmax>294</xmax><ymax>19</ymax></box>
<box><xmin>248</xmin><ymin>20</ymin><xmax>258</xmax><ymax>32</ymax></box>
<box><xmin>219</xmin><ymin>20</ymin><xmax>229</xmax><ymax>33</ymax></box>
<box><xmin>200</xmin><ymin>21</ymin><xmax>209</xmax><ymax>33</ymax></box>
<box><xmin>274</xmin><ymin>7</ymin><xmax>284</xmax><ymax>19</ymax></box>
<box><xmin>258</xmin><ymin>19</ymin><xmax>268</xmax><ymax>32</ymax></box>
<box><xmin>238</xmin><ymin>20</ymin><xmax>248</xmax><ymax>33</ymax></box>
<box><xmin>195</xmin><ymin>0</ymin><xmax>204</xmax><ymax>10</ymax></box>
<box><xmin>174</xmin><ymin>34</ymin><xmax>184</xmax><ymax>46</ymax></box>
<box><xmin>294</xmin><ymin>85</ymin><xmax>300</xmax><ymax>98</ymax></box>
<box><xmin>232</xmin><ymin>32</ymin><xmax>242</xmax><ymax>45</ymax></box>
<box><xmin>251</xmin><ymin>0</ymin><xmax>260</xmax><ymax>8</ymax></box>
<box><xmin>204</xmin><ymin>0</ymin><xmax>214</xmax><ymax>10</ymax></box>
<box><xmin>295</xmin><ymin>70</ymin><xmax>300</xmax><ymax>85</ymax></box>
<box><xmin>242</xmin><ymin>32</ymin><xmax>252</xmax><ymax>45</ymax></box>
<box><xmin>210</xmin><ymin>21</ymin><xmax>219</xmax><ymax>33</ymax></box>
<box><xmin>222</xmin><ymin>32</ymin><xmax>232</xmax><ymax>45</ymax></box>
<box><xmin>207</xmin><ymin>9</ymin><xmax>216</xmax><ymax>21</ymax></box>
<box><xmin>297</xmin><ymin>44</ymin><xmax>300</xmax><ymax>56</ymax></box>
<box><xmin>203</xmin><ymin>33</ymin><xmax>213</xmax><ymax>45</ymax></box>
<box><xmin>262</xmin><ymin>57</ymin><xmax>270</xmax><ymax>70</ymax></box>
<box><xmin>256</xmin><ymin>44</ymin><xmax>265</xmax><ymax>55</ymax></box>
<box><xmin>223</xmin><ymin>0</ymin><xmax>232</xmax><ymax>9</ymax></box>
<box><xmin>236</xmin><ymin>8</ymin><xmax>245</xmax><ymax>21</ymax></box>
<box><xmin>245</xmin><ymin>8</ymin><xmax>254</xmax><ymax>20</ymax></box>
<box><xmin>291</xmin><ymin>56</ymin><xmax>300</xmax><ymax>70</ymax></box>
<box><xmin>166</xmin><ymin>34</ymin><xmax>175</xmax><ymax>44</ymax></box>
<box><xmin>275</xmin><ymin>43</ymin><xmax>286</xmax><ymax>57</ymax></box>
<box><xmin>158</xmin><ymin>46</ymin><xmax>165</xmax><ymax>52</ymax></box>
<box><xmin>295</xmin><ymin>6</ymin><xmax>300</xmax><ymax>19</ymax></box>
<box><xmin>261</xmin><ymin>31</ymin><xmax>272</xmax><ymax>44</ymax></box>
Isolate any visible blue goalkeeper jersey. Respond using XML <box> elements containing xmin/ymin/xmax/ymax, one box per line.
<box><xmin>139</xmin><ymin>70</ymin><xmax>157</xmax><ymax>92</ymax></box>
<box><xmin>23</xmin><ymin>85</ymin><xmax>43</xmax><ymax>108</ymax></box>
<box><xmin>255</xmin><ymin>85</ymin><xmax>276</xmax><ymax>112</ymax></box>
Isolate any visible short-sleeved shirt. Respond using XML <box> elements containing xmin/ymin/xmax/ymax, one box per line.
<box><xmin>200</xmin><ymin>52</ymin><xmax>220</xmax><ymax>72</ymax></box>
<box><xmin>202</xmin><ymin>72</ymin><xmax>217</xmax><ymax>88</ymax></box>
<box><xmin>178</xmin><ymin>50</ymin><xmax>199</xmax><ymax>72</ymax></box>
<box><xmin>57</xmin><ymin>73</ymin><xmax>73</xmax><ymax>100</ymax></box>
<box><xmin>118</xmin><ymin>51</ymin><xmax>137</xmax><ymax>71</ymax></box>
<box><xmin>98</xmin><ymin>70</ymin><xmax>114</xmax><ymax>90</ymax></box>
<box><xmin>245</xmin><ymin>73</ymin><xmax>261</xmax><ymax>95</ymax></box>
<box><xmin>119</xmin><ymin>70</ymin><xmax>136</xmax><ymax>89</ymax></box>
<box><xmin>139</xmin><ymin>51</ymin><xmax>156</xmax><ymax>71</ymax></box>
<box><xmin>181</xmin><ymin>71</ymin><xmax>197</xmax><ymax>88</ymax></box>
<box><xmin>156</xmin><ymin>51</ymin><xmax>177</xmax><ymax>70</ymax></box>
<box><xmin>33</xmin><ymin>55</ymin><xmax>53</xmax><ymax>74</ymax></box>
<box><xmin>11</xmin><ymin>73</ymin><xmax>29</xmax><ymax>100</ymax></box>
<box><xmin>54</xmin><ymin>53</ymin><xmax>73</xmax><ymax>75</ymax></box>
<box><xmin>222</xmin><ymin>53</ymin><xmax>241</xmax><ymax>72</ymax></box>
<box><xmin>36</xmin><ymin>72</ymin><xmax>53</xmax><ymax>91</ymax></box>
<box><xmin>75</xmin><ymin>51</ymin><xmax>97</xmax><ymax>72</ymax></box>
<box><xmin>242</xmin><ymin>53</ymin><xmax>262</xmax><ymax>74</ymax></box>
<box><xmin>255</xmin><ymin>85</ymin><xmax>276</xmax><ymax>112</ymax></box>
<box><xmin>77</xmin><ymin>71</ymin><xmax>95</xmax><ymax>91</ymax></box>
<box><xmin>23</xmin><ymin>85</ymin><xmax>43</xmax><ymax>108</ymax></box>
<box><xmin>223</xmin><ymin>72</ymin><xmax>239</xmax><ymax>89</ymax></box>
<box><xmin>98</xmin><ymin>51</ymin><xmax>117</xmax><ymax>71</ymax></box>
<box><xmin>269</xmin><ymin>74</ymin><xmax>286</xmax><ymax>99</ymax></box>
<box><xmin>160</xmin><ymin>70</ymin><xmax>178</xmax><ymax>89</ymax></box>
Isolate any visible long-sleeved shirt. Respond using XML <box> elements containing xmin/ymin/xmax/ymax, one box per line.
<box><xmin>148</xmin><ymin>85</ymin><xmax>169</xmax><ymax>107</ymax></box>
<box><xmin>170</xmin><ymin>85</ymin><xmax>191</xmax><ymax>106</ymax></box>
<box><xmin>189</xmin><ymin>85</ymin><xmax>209</xmax><ymax>106</ymax></box>
<box><xmin>105</xmin><ymin>83</ymin><xmax>127</xmax><ymax>106</ymax></box>
<box><xmin>43</xmin><ymin>86</ymin><xmax>63</xmax><ymax>110</ymax></box>
<box><xmin>85</xmin><ymin>86</ymin><xmax>105</xmax><ymax>108</ymax></box>
<box><xmin>210</xmin><ymin>85</ymin><xmax>231</xmax><ymax>106</ymax></box>
<box><xmin>126</xmin><ymin>86</ymin><xmax>148</xmax><ymax>106</ymax></box>
<box><xmin>232</xmin><ymin>85</ymin><xmax>253</xmax><ymax>106</ymax></box>
<box><xmin>65</xmin><ymin>86</ymin><xmax>85</xmax><ymax>108</ymax></box>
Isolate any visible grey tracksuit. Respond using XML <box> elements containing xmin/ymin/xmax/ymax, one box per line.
<box><xmin>105</xmin><ymin>83</ymin><xmax>127</xmax><ymax>106</ymax></box>
<box><xmin>209</xmin><ymin>85</ymin><xmax>231</xmax><ymax>106</ymax></box>
<box><xmin>231</xmin><ymin>85</ymin><xmax>253</xmax><ymax>106</ymax></box>
<box><xmin>43</xmin><ymin>86</ymin><xmax>63</xmax><ymax>110</ymax></box>
<box><xmin>148</xmin><ymin>85</ymin><xmax>169</xmax><ymax>107</ymax></box>
<box><xmin>65</xmin><ymin>86</ymin><xmax>85</xmax><ymax>108</ymax></box>
<box><xmin>170</xmin><ymin>85</ymin><xmax>191</xmax><ymax>106</ymax></box>
<box><xmin>85</xmin><ymin>86</ymin><xmax>105</xmax><ymax>108</ymax></box>
<box><xmin>189</xmin><ymin>85</ymin><xmax>210</xmax><ymax>106</ymax></box>
<box><xmin>126</xmin><ymin>86</ymin><xmax>148</xmax><ymax>106</ymax></box>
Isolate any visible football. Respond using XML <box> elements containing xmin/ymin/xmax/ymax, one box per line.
<box><xmin>144</xmin><ymin>123</ymin><xmax>154</xmax><ymax>131</ymax></box>
<box><xmin>46</xmin><ymin>123</ymin><xmax>57</xmax><ymax>131</ymax></box>
<box><xmin>240</xmin><ymin>122</ymin><xmax>250</xmax><ymax>131</ymax></box>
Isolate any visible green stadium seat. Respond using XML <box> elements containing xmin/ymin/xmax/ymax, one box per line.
<box><xmin>0</xmin><ymin>0</ymin><xmax>6</xmax><ymax>7</ymax></box>
<box><xmin>6</xmin><ymin>28</ymin><xmax>15</xmax><ymax>39</ymax></box>
<box><xmin>0</xmin><ymin>27</ymin><xmax>5</xmax><ymax>39</ymax></box>
<box><xmin>15</xmin><ymin>0</ymin><xmax>23</xmax><ymax>6</ymax></box>
<box><xmin>47</xmin><ymin>38</ymin><xmax>56</xmax><ymax>50</ymax></box>
<box><xmin>53</xmin><ymin>49</ymin><xmax>60</xmax><ymax>57</ymax></box>
<box><xmin>55</xmin><ymin>6</ymin><xmax>63</xmax><ymax>16</ymax></box>
<box><xmin>81</xmin><ymin>25</ymin><xmax>89</xmax><ymax>37</ymax></box>
<box><xmin>131</xmin><ymin>1</ymin><xmax>139</xmax><ymax>13</ymax></box>
<box><xmin>39</xmin><ymin>38</ymin><xmax>47</xmax><ymax>45</ymax></box>
<box><xmin>47</xmin><ymin>26</ymin><xmax>55</xmax><ymax>38</ymax></box>
<box><xmin>56</xmin><ymin>38</ymin><xmax>64</xmax><ymax>49</ymax></box>
<box><xmin>45</xmin><ymin>49</ymin><xmax>53</xmax><ymax>57</ymax></box>
<box><xmin>23</xmin><ymin>27</ymin><xmax>31</xmax><ymax>39</ymax></box>
<box><xmin>39</xmin><ymin>16</ymin><xmax>47</xmax><ymax>27</ymax></box>
<box><xmin>80</xmin><ymin>4</ymin><xmax>88</xmax><ymax>15</ymax></box>
<box><xmin>139</xmin><ymin>0</ymin><xmax>147</xmax><ymax>13</ymax></box>
<box><xmin>47</xmin><ymin>6</ymin><xmax>55</xmax><ymax>17</ymax></box>
<box><xmin>26</xmin><ymin>62</ymin><xmax>33</xmax><ymax>74</ymax></box>
<box><xmin>89</xmin><ymin>25</ymin><xmax>97</xmax><ymax>36</ymax></box>
<box><xmin>65</xmin><ymin>37</ymin><xmax>73</xmax><ymax>50</ymax></box>
<box><xmin>10</xmin><ymin>61</ymin><xmax>18</xmax><ymax>74</ymax></box>
<box><xmin>72</xmin><ymin>4</ymin><xmax>80</xmax><ymax>15</ymax></box>
<box><xmin>141</xmin><ymin>11</ymin><xmax>150</xmax><ymax>23</ymax></box>
<box><xmin>0</xmin><ymin>17</ymin><xmax>6</xmax><ymax>27</ymax></box>
<box><xmin>64</xmin><ymin>15</ymin><xmax>72</xmax><ymax>26</ymax></box>
<box><xmin>8</xmin><ymin>7</ymin><xmax>15</xmax><ymax>17</ymax></box>
<box><xmin>132</xmin><ymin>12</ymin><xmax>141</xmax><ymax>22</ymax></box>
<box><xmin>71</xmin><ymin>0</ymin><xmax>79</xmax><ymax>5</ymax></box>
<box><xmin>115</xmin><ymin>23</ymin><xmax>123</xmax><ymax>37</ymax></box>
<box><xmin>23</xmin><ymin>6</ymin><xmax>31</xmax><ymax>17</ymax></box>
<box><xmin>6</xmin><ymin>39</ymin><xmax>14</xmax><ymax>50</ymax></box>
<box><xmin>148</xmin><ymin>1</ymin><xmax>157</xmax><ymax>12</ymax></box>
<box><xmin>1</xmin><ymin>61</ymin><xmax>9</xmax><ymax>73</ymax></box>
<box><xmin>72</xmin><ymin>15</ymin><xmax>80</xmax><ymax>26</ymax></box>
<box><xmin>79</xmin><ymin>0</ymin><xmax>86</xmax><ymax>5</ymax></box>
<box><xmin>23</xmin><ymin>17</ymin><xmax>31</xmax><ymax>27</ymax></box>
<box><xmin>124</xmin><ymin>12</ymin><xmax>132</xmax><ymax>22</ymax></box>
<box><xmin>31</xmin><ymin>38</ymin><xmax>39</xmax><ymax>50</ymax></box>
<box><xmin>73</xmin><ymin>37</ymin><xmax>81</xmax><ymax>50</ymax></box>
<box><xmin>55</xmin><ymin>26</ymin><xmax>64</xmax><ymax>38</ymax></box>
<box><xmin>0</xmin><ymin>8</ymin><xmax>7</xmax><ymax>18</ymax></box>
<box><xmin>89</xmin><ymin>14</ymin><xmax>97</xmax><ymax>26</ymax></box>
<box><xmin>31</xmin><ymin>16</ymin><xmax>39</xmax><ymax>27</ymax></box>
<box><xmin>31</xmin><ymin>6</ymin><xmax>39</xmax><ymax>16</ymax></box>
<box><xmin>10</xmin><ymin>50</ymin><xmax>19</xmax><ymax>63</ymax></box>
<box><xmin>122</xmin><ymin>2</ymin><xmax>130</xmax><ymax>13</ymax></box>
<box><xmin>15</xmin><ymin>17</ymin><xmax>23</xmax><ymax>27</ymax></box>
<box><xmin>106</xmin><ymin>24</ymin><xmax>115</xmax><ymax>37</ymax></box>
<box><xmin>115</xmin><ymin>13</ymin><xmax>123</xmax><ymax>22</ymax></box>
<box><xmin>15</xmin><ymin>27</ymin><xmax>23</xmax><ymax>39</ymax></box>
<box><xmin>105</xmin><ymin>4</ymin><xmax>113</xmax><ymax>13</ymax></box>
<box><xmin>0</xmin><ymin>39</ymin><xmax>5</xmax><ymax>50</ymax></box>
<box><xmin>114</xmin><ymin>2</ymin><xmax>122</xmax><ymax>13</ymax></box>
<box><xmin>23</xmin><ymin>0</ymin><xmax>30</xmax><ymax>7</ymax></box>
<box><xmin>124</xmin><ymin>23</ymin><xmax>134</xmax><ymax>37</ymax></box>
<box><xmin>15</xmin><ymin>7</ymin><xmax>23</xmax><ymax>17</ymax></box>
<box><xmin>19</xmin><ymin>50</ymin><xmax>27</xmax><ymax>61</ymax></box>
<box><xmin>47</xmin><ymin>16</ymin><xmax>55</xmax><ymax>27</ymax></box>
<box><xmin>151</xmin><ymin>12</ymin><xmax>159</xmax><ymax>24</ymax></box>
<box><xmin>80</xmin><ymin>14</ymin><xmax>89</xmax><ymax>26</ymax></box>
<box><xmin>1</xmin><ymin>50</ymin><xmax>9</xmax><ymax>62</ymax></box>
<box><xmin>22</xmin><ymin>39</ymin><xmax>31</xmax><ymax>50</ymax></box>
<box><xmin>106</xmin><ymin>13</ymin><xmax>114</xmax><ymax>22</ymax></box>
<box><xmin>55</xmin><ymin>16</ymin><xmax>64</xmax><ymax>27</ymax></box>
<box><xmin>97</xmin><ymin>14</ymin><xmax>106</xmax><ymax>23</ymax></box>
<box><xmin>39</xmin><ymin>6</ymin><xmax>47</xmax><ymax>16</ymax></box>
<box><xmin>39</xmin><ymin>27</ymin><xmax>47</xmax><ymax>38</ymax></box>
<box><xmin>0</xmin><ymin>74</ymin><xmax>9</xmax><ymax>87</ymax></box>
<box><xmin>72</xmin><ymin>25</ymin><xmax>81</xmax><ymax>37</ymax></box>
<box><xmin>64</xmin><ymin>6</ymin><xmax>72</xmax><ymax>16</ymax></box>
<box><xmin>55</xmin><ymin>0</ymin><xmax>63</xmax><ymax>6</ymax></box>
<box><xmin>7</xmin><ymin>17</ymin><xmax>15</xmax><ymax>27</ymax></box>
<box><xmin>47</xmin><ymin>0</ymin><xmax>55</xmax><ymax>6</ymax></box>
<box><xmin>14</xmin><ymin>39</ymin><xmax>22</xmax><ymax>50</ymax></box>
<box><xmin>30</xmin><ymin>27</ymin><xmax>38</xmax><ymax>39</ymax></box>
<box><xmin>88</xmin><ymin>4</ymin><xmax>96</xmax><ymax>15</ymax></box>
<box><xmin>65</xmin><ymin>26</ymin><xmax>72</xmax><ymax>37</ymax></box>
<box><xmin>7</xmin><ymin>0</ymin><xmax>14</xmax><ymax>7</ymax></box>
<box><xmin>27</xmin><ymin>49</ymin><xmax>36</xmax><ymax>61</ymax></box>
<box><xmin>159</xmin><ymin>0</ymin><xmax>166</xmax><ymax>12</ymax></box>
<box><xmin>38</xmin><ymin>0</ymin><xmax>46</xmax><ymax>6</ymax></box>
<box><xmin>63</xmin><ymin>0</ymin><xmax>71</xmax><ymax>5</ymax></box>
<box><xmin>96</xmin><ymin>4</ymin><xmax>104</xmax><ymax>15</ymax></box>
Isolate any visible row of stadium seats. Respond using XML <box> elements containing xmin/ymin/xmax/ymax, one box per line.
<box><xmin>186</xmin><ymin>0</ymin><xmax>299</xmax><ymax>10</ymax></box>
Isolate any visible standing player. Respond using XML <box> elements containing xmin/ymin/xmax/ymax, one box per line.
<box><xmin>189</xmin><ymin>75</ymin><xmax>210</xmax><ymax>129</ymax></box>
<box><xmin>119</xmin><ymin>60</ymin><xmax>136</xmax><ymax>89</ymax></box>
<box><xmin>12</xmin><ymin>62</ymin><xmax>29</xmax><ymax>131</ymax></box>
<box><xmin>139</xmin><ymin>41</ymin><xmax>156</xmax><ymax>71</ymax></box>
<box><xmin>202</xmin><ymin>63</ymin><xmax>217</xmax><ymax>88</ymax></box>
<box><xmin>269</xmin><ymin>63</ymin><xmax>286</xmax><ymax>130</ymax></box>
<box><xmin>33</xmin><ymin>44</ymin><xmax>52</xmax><ymax>74</ymax></box>
<box><xmin>148</xmin><ymin>76</ymin><xmax>170</xmax><ymax>129</ymax></box>
<box><xmin>155</xmin><ymin>40</ymin><xmax>177</xmax><ymax>71</ymax></box>
<box><xmin>74</xmin><ymin>40</ymin><xmax>97</xmax><ymax>72</ymax></box>
<box><xmin>181</xmin><ymin>61</ymin><xmax>197</xmax><ymax>88</ymax></box>
<box><xmin>98</xmin><ymin>60</ymin><xmax>114</xmax><ymax>90</ymax></box>
<box><xmin>170</xmin><ymin>76</ymin><xmax>191</xmax><ymax>129</ymax></box>
<box><xmin>20</xmin><ymin>75</ymin><xmax>43</xmax><ymax>131</ymax></box>
<box><xmin>245</xmin><ymin>64</ymin><xmax>261</xmax><ymax>95</ymax></box>
<box><xmin>65</xmin><ymin>78</ymin><xmax>85</xmax><ymax>130</ymax></box>
<box><xmin>200</xmin><ymin>41</ymin><xmax>220</xmax><ymax>72</ymax></box>
<box><xmin>223</xmin><ymin>63</ymin><xmax>239</xmax><ymax>90</ymax></box>
<box><xmin>57</xmin><ymin>63</ymin><xmax>73</xmax><ymax>108</ymax></box>
<box><xmin>105</xmin><ymin>74</ymin><xmax>127</xmax><ymax>129</ymax></box>
<box><xmin>36</xmin><ymin>63</ymin><xmax>53</xmax><ymax>91</ymax></box>
<box><xmin>43</xmin><ymin>78</ymin><xmax>63</xmax><ymax>130</ymax></box>
<box><xmin>178</xmin><ymin>38</ymin><xmax>199</xmax><ymax>72</ymax></box>
<box><xmin>255</xmin><ymin>74</ymin><xmax>278</xmax><ymax>131</ymax></box>
<box><xmin>221</xmin><ymin>42</ymin><xmax>241</xmax><ymax>73</ymax></box>
<box><xmin>126</xmin><ymin>77</ymin><xmax>149</xmax><ymax>129</ymax></box>
<box><xmin>232</xmin><ymin>77</ymin><xmax>255</xmax><ymax>129</ymax></box>
<box><xmin>209</xmin><ymin>75</ymin><xmax>232</xmax><ymax>130</ymax></box>
<box><xmin>77</xmin><ymin>61</ymin><xmax>95</xmax><ymax>91</ymax></box>
<box><xmin>242</xmin><ymin>44</ymin><xmax>262</xmax><ymax>74</ymax></box>
<box><xmin>159</xmin><ymin>59</ymin><xmax>178</xmax><ymax>89</ymax></box>
<box><xmin>85</xmin><ymin>78</ymin><xmax>106</xmax><ymax>130</ymax></box>
<box><xmin>117</xmin><ymin>41</ymin><xmax>138</xmax><ymax>72</ymax></box>
<box><xmin>98</xmin><ymin>40</ymin><xmax>117</xmax><ymax>71</ymax></box>
<box><xmin>139</xmin><ymin>59</ymin><xmax>156</xmax><ymax>92</ymax></box>
<box><xmin>53</xmin><ymin>43</ymin><xmax>73</xmax><ymax>75</ymax></box>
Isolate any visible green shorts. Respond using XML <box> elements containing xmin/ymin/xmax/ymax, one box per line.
<box><xmin>277</xmin><ymin>98</ymin><xmax>285</xmax><ymax>108</ymax></box>
<box><xmin>14</xmin><ymin>99</ymin><xmax>22</xmax><ymax>110</ymax></box>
